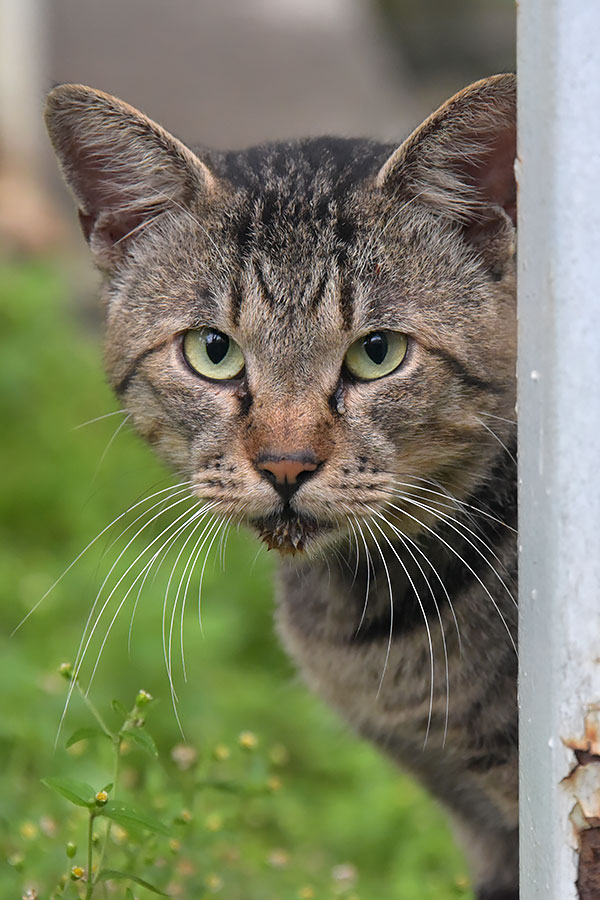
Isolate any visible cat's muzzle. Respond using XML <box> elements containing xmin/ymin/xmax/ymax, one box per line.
<box><xmin>251</xmin><ymin>511</ymin><xmax>331</xmax><ymax>555</ymax></box>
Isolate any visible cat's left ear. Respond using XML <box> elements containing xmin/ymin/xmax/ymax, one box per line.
<box><xmin>45</xmin><ymin>84</ymin><xmax>223</xmax><ymax>270</ymax></box>
<box><xmin>376</xmin><ymin>74</ymin><xmax>516</xmax><ymax>259</ymax></box>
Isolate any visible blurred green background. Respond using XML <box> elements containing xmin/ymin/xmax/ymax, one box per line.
<box><xmin>0</xmin><ymin>1</ymin><xmax>514</xmax><ymax>897</ymax></box>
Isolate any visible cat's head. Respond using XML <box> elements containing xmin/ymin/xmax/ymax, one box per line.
<box><xmin>45</xmin><ymin>75</ymin><xmax>516</xmax><ymax>556</ymax></box>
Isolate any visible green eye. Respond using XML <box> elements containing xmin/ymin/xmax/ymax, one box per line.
<box><xmin>182</xmin><ymin>327</ymin><xmax>245</xmax><ymax>380</ymax></box>
<box><xmin>344</xmin><ymin>331</ymin><xmax>408</xmax><ymax>380</ymax></box>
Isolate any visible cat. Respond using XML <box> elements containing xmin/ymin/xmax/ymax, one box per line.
<box><xmin>45</xmin><ymin>73</ymin><xmax>518</xmax><ymax>900</ymax></box>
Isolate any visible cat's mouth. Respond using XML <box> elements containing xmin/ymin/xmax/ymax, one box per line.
<box><xmin>250</xmin><ymin>511</ymin><xmax>334</xmax><ymax>555</ymax></box>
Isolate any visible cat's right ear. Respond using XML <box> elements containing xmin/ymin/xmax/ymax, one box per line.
<box><xmin>45</xmin><ymin>84</ymin><xmax>221</xmax><ymax>270</ymax></box>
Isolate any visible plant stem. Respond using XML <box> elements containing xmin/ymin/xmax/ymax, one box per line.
<box><xmin>74</xmin><ymin>682</ymin><xmax>115</xmax><ymax>740</ymax></box>
<box><xmin>85</xmin><ymin>811</ymin><xmax>95</xmax><ymax>900</ymax></box>
<box><xmin>96</xmin><ymin>734</ymin><xmax>122</xmax><ymax>876</ymax></box>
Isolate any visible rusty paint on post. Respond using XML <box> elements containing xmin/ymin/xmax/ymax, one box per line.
<box><xmin>562</xmin><ymin>709</ymin><xmax>600</xmax><ymax>899</ymax></box>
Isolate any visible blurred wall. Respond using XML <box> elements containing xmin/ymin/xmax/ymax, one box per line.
<box><xmin>0</xmin><ymin>0</ymin><xmax>515</xmax><ymax>252</ymax></box>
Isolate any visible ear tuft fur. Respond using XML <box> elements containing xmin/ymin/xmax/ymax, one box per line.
<box><xmin>45</xmin><ymin>84</ymin><xmax>219</xmax><ymax>269</ymax></box>
<box><xmin>376</xmin><ymin>74</ymin><xmax>516</xmax><ymax>230</ymax></box>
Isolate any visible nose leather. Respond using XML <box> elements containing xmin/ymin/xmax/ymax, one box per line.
<box><xmin>257</xmin><ymin>457</ymin><xmax>318</xmax><ymax>485</ymax></box>
<box><xmin>256</xmin><ymin>452</ymin><xmax>320</xmax><ymax>502</ymax></box>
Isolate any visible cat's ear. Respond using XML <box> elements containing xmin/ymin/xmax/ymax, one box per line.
<box><xmin>45</xmin><ymin>84</ymin><xmax>221</xmax><ymax>270</ymax></box>
<box><xmin>376</xmin><ymin>74</ymin><xmax>516</xmax><ymax>259</ymax></box>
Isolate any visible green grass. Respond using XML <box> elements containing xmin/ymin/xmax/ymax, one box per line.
<box><xmin>0</xmin><ymin>259</ymin><xmax>472</xmax><ymax>899</ymax></box>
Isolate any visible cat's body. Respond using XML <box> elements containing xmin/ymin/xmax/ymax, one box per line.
<box><xmin>45</xmin><ymin>75</ymin><xmax>518</xmax><ymax>899</ymax></box>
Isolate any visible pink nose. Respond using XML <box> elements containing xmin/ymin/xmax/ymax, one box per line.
<box><xmin>256</xmin><ymin>455</ymin><xmax>319</xmax><ymax>486</ymax></box>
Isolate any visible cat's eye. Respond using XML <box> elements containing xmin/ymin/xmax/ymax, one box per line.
<box><xmin>182</xmin><ymin>327</ymin><xmax>245</xmax><ymax>381</ymax></box>
<box><xmin>344</xmin><ymin>331</ymin><xmax>408</xmax><ymax>380</ymax></box>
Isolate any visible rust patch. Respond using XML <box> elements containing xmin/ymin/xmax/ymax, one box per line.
<box><xmin>562</xmin><ymin>707</ymin><xmax>600</xmax><ymax>898</ymax></box>
<box><xmin>577</xmin><ymin>829</ymin><xmax>600</xmax><ymax>900</ymax></box>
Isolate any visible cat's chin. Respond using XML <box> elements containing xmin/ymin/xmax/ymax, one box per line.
<box><xmin>249</xmin><ymin>512</ymin><xmax>334</xmax><ymax>556</ymax></box>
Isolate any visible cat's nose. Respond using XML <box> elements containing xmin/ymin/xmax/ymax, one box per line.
<box><xmin>256</xmin><ymin>452</ymin><xmax>320</xmax><ymax>502</ymax></box>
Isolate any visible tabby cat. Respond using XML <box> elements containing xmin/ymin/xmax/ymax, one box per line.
<box><xmin>45</xmin><ymin>74</ymin><xmax>518</xmax><ymax>899</ymax></box>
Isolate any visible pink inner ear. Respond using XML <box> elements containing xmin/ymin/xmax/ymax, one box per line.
<box><xmin>464</xmin><ymin>124</ymin><xmax>517</xmax><ymax>225</ymax></box>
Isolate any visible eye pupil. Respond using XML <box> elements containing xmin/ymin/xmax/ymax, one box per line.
<box><xmin>364</xmin><ymin>332</ymin><xmax>388</xmax><ymax>365</ymax></box>
<box><xmin>205</xmin><ymin>331</ymin><xmax>229</xmax><ymax>364</ymax></box>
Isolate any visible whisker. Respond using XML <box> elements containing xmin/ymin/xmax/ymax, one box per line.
<box><xmin>366</xmin><ymin>514</ymin><xmax>435</xmax><ymax>748</ymax></box>
<box><xmin>87</xmin><ymin>505</ymin><xmax>211</xmax><ymax>700</ymax></box>
<box><xmin>474</xmin><ymin>416</ymin><xmax>517</xmax><ymax>465</ymax></box>
<box><xmin>477</xmin><ymin>410</ymin><xmax>517</xmax><ymax>426</ymax></box>
<box><xmin>370</xmin><ymin>507</ymin><xmax>450</xmax><ymax>748</ymax></box>
<box><xmin>72</xmin><ymin>409</ymin><xmax>129</xmax><ymax>430</ymax></box>
<box><xmin>387</xmin><ymin>492</ymin><xmax>517</xmax><ymax>603</ymax></box>
<box><xmin>358</xmin><ymin>518</ymin><xmax>395</xmax><ymax>701</ymax></box>
<box><xmin>92</xmin><ymin>413</ymin><xmax>131</xmax><ymax>479</ymax></box>
<box><xmin>165</xmin><ymin>512</ymin><xmax>223</xmax><ymax>692</ymax></box>
<box><xmin>385</xmin><ymin>502</ymin><xmax>517</xmax><ymax>655</ymax></box>
<box><xmin>12</xmin><ymin>480</ymin><xmax>193</xmax><ymax>636</ymax></box>
<box><xmin>390</xmin><ymin>477</ymin><xmax>517</xmax><ymax>533</ymax></box>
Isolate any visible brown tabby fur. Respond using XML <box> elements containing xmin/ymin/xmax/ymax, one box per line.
<box><xmin>45</xmin><ymin>75</ymin><xmax>518</xmax><ymax>899</ymax></box>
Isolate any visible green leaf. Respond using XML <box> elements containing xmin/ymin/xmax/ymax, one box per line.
<box><xmin>126</xmin><ymin>728</ymin><xmax>158</xmax><ymax>758</ymax></box>
<box><xmin>41</xmin><ymin>776</ymin><xmax>96</xmax><ymax>808</ymax></box>
<box><xmin>101</xmin><ymin>782</ymin><xmax>114</xmax><ymax>794</ymax></box>
<box><xmin>97</xmin><ymin>801</ymin><xmax>170</xmax><ymax>835</ymax></box>
<box><xmin>65</xmin><ymin>727</ymin><xmax>111</xmax><ymax>748</ymax></box>
<box><xmin>125</xmin><ymin>890</ymin><xmax>135</xmax><ymax>900</ymax></box>
<box><xmin>112</xmin><ymin>699</ymin><xmax>129</xmax><ymax>718</ymax></box>
<box><xmin>97</xmin><ymin>869</ymin><xmax>168</xmax><ymax>895</ymax></box>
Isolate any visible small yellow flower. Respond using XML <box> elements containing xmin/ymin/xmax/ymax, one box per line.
<box><xmin>169</xmin><ymin>838</ymin><xmax>181</xmax><ymax>853</ymax></box>
<box><xmin>267</xmin><ymin>775</ymin><xmax>282</xmax><ymax>792</ymax></box>
<box><xmin>213</xmin><ymin>743</ymin><xmax>230</xmax><ymax>761</ymax></box>
<box><xmin>95</xmin><ymin>790</ymin><xmax>108</xmax><ymax>806</ymax></box>
<box><xmin>70</xmin><ymin>866</ymin><xmax>85</xmax><ymax>881</ymax></box>
<box><xmin>205</xmin><ymin>812</ymin><xmax>224</xmax><ymax>832</ymax></box>
<box><xmin>205</xmin><ymin>873</ymin><xmax>223</xmax><ymax>893</ymax></box>
<box><xmin>19</xmin><ymin>821</ymin><xmax>38</xmax><ymax>840</ymax></box>
<box><xmin>455</xmin><ymin>874</ymin><xmax>470</xmax><ymax>889</ymax></box>
<box><xmin>238</xmin><ymin>730</ymin><xmax>258</xmax><ymax>750</ymax></box>
<box><xmin>8</xmin><ymin>852</ymin><xmax>24</xmax><ymax>869</ymax></box>
<box><xmin>298</xmin><ymin>887</ymin><xmax>315</xmax><ymax>899</ymax></box>
<box><xmin>179</xmin><ymin>808</ymin><xmax>193</xmax><ymax>823</ymax></box>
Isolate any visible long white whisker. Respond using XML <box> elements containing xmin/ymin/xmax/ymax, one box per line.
<box><xmin>92</xmin><ymin>413</ymin><xmax>131</xmax><ymax>479</ymax></box>
<box><xmin>72</xmin><ymin>409</ymin><xmax>129</xmax><ymax>430</ymax></box>
<box><xmin>70</xmin><ymin>491</ymin><xmax>197</xmax><ymax>692</ymax></box>
<box><xmin>86</xmin><ymin>506</ymin><xmax>211</xmax><ymax>699</ymax></box>
<box><xmin>359</xmin><ymin>518</ymin><xmax>395</xmax><ymax>702</ymax></box>
<box><xmin>474</xmin><ymin>416</ymin><xmax>517</xmax><ymax>465</ymax></box>
<box><xmin>165</xmin><ymin>512</ymin><xmax>221</xmax><ymax>692</ymax></box>
<box><xmin>387</xmin><ymin>493</ymin><xmax>517</xmax><ymax>606</ymax></box>
<box><xmin>390</xmin><ymin>477</ymin><xmax>517</xmax><ymax>533</ymax></box>
<box><xmin>371</xmin><ymin>508</ymin><xmax>449</xmax><ymax>749</ymax></box>
<box><xmin>385</xmin><ymin>502</ymin><xmax>517</xmax><ymax>655</ymax></box>
<box><xmin>12</xmin><ymin>481</ymin><xmax>192</xmax><ymax>636</ymax></box>
<box><xmin>366</xmin><ymin>515</ymin><xmax>435</xmax><ymax>748</ymax></box>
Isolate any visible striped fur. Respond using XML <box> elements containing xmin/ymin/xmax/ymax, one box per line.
<box><xmin>46</xmin><ymin>74</ymin><xmax>518</xmax><ymax>898</ymax></box>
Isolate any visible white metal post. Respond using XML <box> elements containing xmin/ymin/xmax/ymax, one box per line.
<box><xmin>517</xmin><ymin>1</ymin><xmax>600</xmax><ymax>898</ymax></box>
